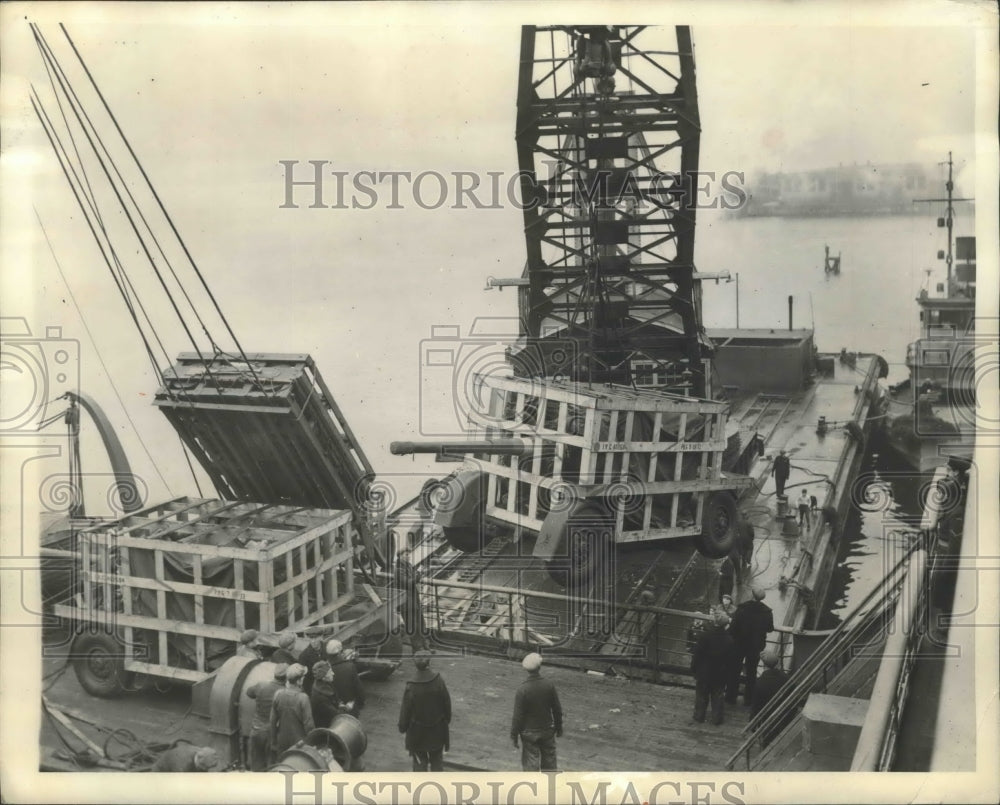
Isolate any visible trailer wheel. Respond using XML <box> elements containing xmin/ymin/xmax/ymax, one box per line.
<box><xmin>544</xmin><ymin>501</ymin><xmax>614</xmax><ymax>586</ymax></box>
<box><xmin>71</xmin><ymin>631</ymin><xmax>128</xmax><ymax>698</ymax></box>
<box><xmin>694</xmin><ymin>492</ymin><xmax>739</xmax><ymax>559</ymax></box>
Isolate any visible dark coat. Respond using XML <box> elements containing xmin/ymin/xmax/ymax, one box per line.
<box><xmin>246</xmin><ymin>678</ymin><xmax>283</xmax><ymax>733</ymax></box>
<box><xmin>510</xmin><ymin>673</ymin><xmax>563</xmax><ymax>739</ymax></box>
<box><xmin>729</xmin><ymin>600</ymin><xmax>774</xmax><ymax>654</ymax></box>
<box><xmin>298</xmin><ymin>644</ymin><xmax>323</xmax><ymax>695</ymax></box>
<box><xmin>398</xmin><ymin>669</ymin><xmax>451</xmax><ymax>753</ymax></box>
<box><xmin>269</xmin><ymin>687</ymin><xmax>315</xmax><ymax>756</ymax></box>
<box><xmin>329</xmin><ymin>657</ymin><xmax>365</xmax><ymax>711</ymax></box>
<box><xmin>750</xmin><ymin>667</ymin><xmax>789</xmax><ymax>718</ymax></box>
<box><xmin>309</xmin><ymin>677</ymin><xmax>339</xmax><ymax>727</ymax></box>
<box><xmin>772</xmin><ymin>454</ymin><xmax>790</xmax><ymax>481</ymax></box>
<box><xmin>270</xmin><ymin>647</ymin><xmax>298</xmax><ymax>665</ymax></box>
<box><xmin>691</xmin><ymin>626</ymin><xmax>737</xmax><ymax>688</ymax></box>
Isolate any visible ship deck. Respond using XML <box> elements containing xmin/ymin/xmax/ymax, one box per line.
<box><xmin>40</xmin><ymin>644</ymin><xmax>747</xmax><ymax>772</ymax></box>
<box><xmin>395</xmin><ymin>354</ymin><xmax>879</xmax><ymax>664</ymax></box>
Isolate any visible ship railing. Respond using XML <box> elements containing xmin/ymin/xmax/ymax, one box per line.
<box><xmin>850</xmin><ymin>549</ymin><xmax>929</xmax><ymax>770</ymax></box>
<box><xmin>724</xmin><ymin>534</ymin><xmax>933</xmax><ymax>771</ymax></box>
<box><xmin>416</xmin><ymin>576</ymin><xmax>803</xmax><ymax>682</ymax></box>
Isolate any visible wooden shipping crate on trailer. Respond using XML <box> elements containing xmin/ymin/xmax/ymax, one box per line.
<box><xmin>454</xmin><ymin>375</ymin><xmax>753</xmax><ymax>576</ymax></box>
<box><xmin>53</xmin><ymin>497</ymin><xmax>383</xmax><ymax>695</ymax></box>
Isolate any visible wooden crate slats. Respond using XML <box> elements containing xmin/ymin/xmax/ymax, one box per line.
<box><xmin>286</xmin><ymin>591</ymin><xmax>354</xmax><ymax>633</ymax></box>
<box><xmin>84</xmin><ymin>569</ymin><xmax>268</xmax><ymax>604</ymax></box>
<box><xmin>64</xmin><ymin>498</ymin><xmax>361</xmax><ymax>675</ymax></box>
<box><xmin>233</xmin><ymin>560</ymin><xmax>246</xmax><ymax>629</ymax></box>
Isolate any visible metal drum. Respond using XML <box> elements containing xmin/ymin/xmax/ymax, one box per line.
<box><xmin>271</xmin><ymin>744</ymin><xmax>343</xmax><ymax>772</ymax></box>
<box><xmin>305</xmin><ymin>714</ymin><xmax>367</xmax><ymax>770</ymax></box>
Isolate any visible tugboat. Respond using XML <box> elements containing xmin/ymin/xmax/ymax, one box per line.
<box><xmin>884</xmin><ymin>153</ymin><xmax>976</xmax><ymax>472</ymax></box>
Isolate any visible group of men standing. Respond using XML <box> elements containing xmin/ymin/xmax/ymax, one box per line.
<box><xmin>690</xmin><ymin>586</ymin><xmax>784</xmax><ymax>726</ymax></box>
<box><xmin>241</xmin><ymin>633</ymin><xmax>366</xmax><ymax>771</ymax></box>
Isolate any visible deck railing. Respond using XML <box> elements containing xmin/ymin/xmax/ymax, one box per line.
<box><xmin>413</xmin><ymin>574</ymin><xmax>802</xmax><ymax>683</ymax></box>
<box><xmin>724</xmin><ymin>533</ymin><xmax>935</xmax><ymax>771</ymax></box>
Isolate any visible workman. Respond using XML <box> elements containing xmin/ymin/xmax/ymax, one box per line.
<box><xmin>270</xmin><ymin>632</ymin><xmax>299</xmax><ymax>665</ymax></box>
<box><xmin>750</xmin><ymin>650</ymin><xmax>791</xmax><ymax>745</ymax></box>
<box><xmin>394</xmin><ymin>547</ymin><xmax>428</xmax><ymax>652</ymax></box>
<box><xmin>151</xmin><ymin>744</ymin><xmax>218</xmax><ymax>772</ymax></box>
<box><xmin>750</xmin><ymin>650</ymin><xmax>788</xmax><ymax>718</ymax></box>
<box><xmin>510</xmin><ymin>652</ymin><xmax>563</xmax><ymax>772</ymax></box>
<box><xmin>398</xmin><ymin>650</ymin><xmax>452</xmax><ymax>772</ymax></box>
<box><xmin>326</xmin><ymin>639</ymin><xmax>365</xmax><ymax>717</ymax></box>
<box><xmin>309</xmin><ymin>661</ymin><xmax>338</xmax><ymax>728</ymax></box>
<box><xmin>771</xmin><ymin>449</ymin><xmax>790</xmax><ymax>497</ymax></box>
<box><xmin>236</xmin><ymin>629</ymin><xmax>261</xmax><ymax>659</ymax></box>
<box><xmin>245</xmin><ymin>663</ymin><xmax>287</xmax><ymax>770</ymax></box>
<box><xmin>269</xmin><ymin>663</ymin><xmax>314</xmax><ymax>758</ymax></box>
<box><xmin>797</xmin><ymin>489</ymin><xmax>812</xmax><ymax>531</ymax></box>
<box><xmin>718</xmin><ymin>555</ymin><xmax>735</xmax><ymax>601</ymax></box>
<box><xmin>726</xmin><ymin>587</ymin><xmax>774</xmax><ymax>706</ymax></box>
<box><xmin>297</xmin><ymin>636</ymin><xmax>325</xmax><ymax>696</ymax></box>
<box><xmin>691</xmin><ymin>611</ymin><xmax>737</xmax><ymax>726</ymax></box>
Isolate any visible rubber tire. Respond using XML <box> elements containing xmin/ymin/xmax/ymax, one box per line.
<box><xmin>544</xmin><ymin>500</ymin><xmax>614</xmax><ymax>586</ymax></box>
<box><xmin>71</xmin><ymin>631</ymin><xmax>127</xmax><ymax>698</ymax></box>
<box><xmin>694</xmin><ymin>492</ymin><xmax>739</xmax><ymax>559</ymax></box>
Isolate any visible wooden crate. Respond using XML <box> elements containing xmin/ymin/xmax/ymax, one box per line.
<box><xmin>53</xmin><ymin>497</ymin><xmax>356</xmax><ymax>682</ymax></box>
<box><xmin>467</xmin><ymin>376</ymin><xmax>752</xmax><ymax>544</ymax></box>
<box><xmin>154</xmin><ymin>353</ymin><xmax>375</xmax><ymax>515</ymax></box>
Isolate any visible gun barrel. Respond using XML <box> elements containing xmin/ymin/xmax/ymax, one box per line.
<box><xmin>390</xmin><ymin>440</ymin><xmax>530</xmax><ymax>457</ymax></box>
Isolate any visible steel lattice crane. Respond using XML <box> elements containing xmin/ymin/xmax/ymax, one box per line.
<box><xmin>508</xmin><ymin>26</ymin><xmax>711</xmax><ymax>396</ymax></box>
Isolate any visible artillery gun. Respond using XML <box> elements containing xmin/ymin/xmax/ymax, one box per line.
<box><xmin>393</xmin><ymin>374</ymin><xmax>753</xmax><ymax>584</ymax></box>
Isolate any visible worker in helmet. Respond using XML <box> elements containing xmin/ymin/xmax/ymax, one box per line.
<box><xmin>326</xmin><ymin>639</ymin><xmax>365</xmax><ymax>717</ymax></box>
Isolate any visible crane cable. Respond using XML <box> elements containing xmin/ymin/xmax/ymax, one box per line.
<box><xmin>30</xmin><ymin>55</ymin><xmax>172</xmax><ymax>387</ymax></box>
<box><xmin>59</xmin><ymin>23</ymin><xmax>265</xmax><ymax>394</ymax></box>
<box><xmin>30</xmin><ymin>27</ymin><xmax>222</xmax><ymax>393</ymax></box>
<box><xmin>33</xmin><ymin>27</ymin><xmax>222</xmax><ymax>367</ymax></box>
<box><xmin>33</xmin><ymin>208</ymin><xmax>175</xmax><ymax>497</ymax></box>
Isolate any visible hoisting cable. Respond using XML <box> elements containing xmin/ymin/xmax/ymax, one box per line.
<box><xmin>29</xmin><ymin>60</ymin><xmax>174</xmax><ymax>386</ymax></box>
<box><xmin>34</xmin><ymin>208</ymin><xmax>175</xmax><ymax>496</ymax></box>
<box><xmin>30</xmin><ymin>95</ymin><xmax>169</xmax><ymax>387</ymax></box>
<box><xmin>31</xmin><ymin>29</ymin><xmax>221</xmax><ymax>393</ymax></box>
<box><xmin>34</xmin><ymin>27</ymin><xmax>224</xmax><ymax>362</ymax></box>
<box><xmin>60</xmin><ymin>23</ymin><xmax>265</xmax><ymax>393</ymax></box>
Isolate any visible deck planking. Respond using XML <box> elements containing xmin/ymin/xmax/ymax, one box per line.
<box><xmin>41</xmin><ymin>649</ymin><xmax>748</xmax><ymax>772</ymax></box>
